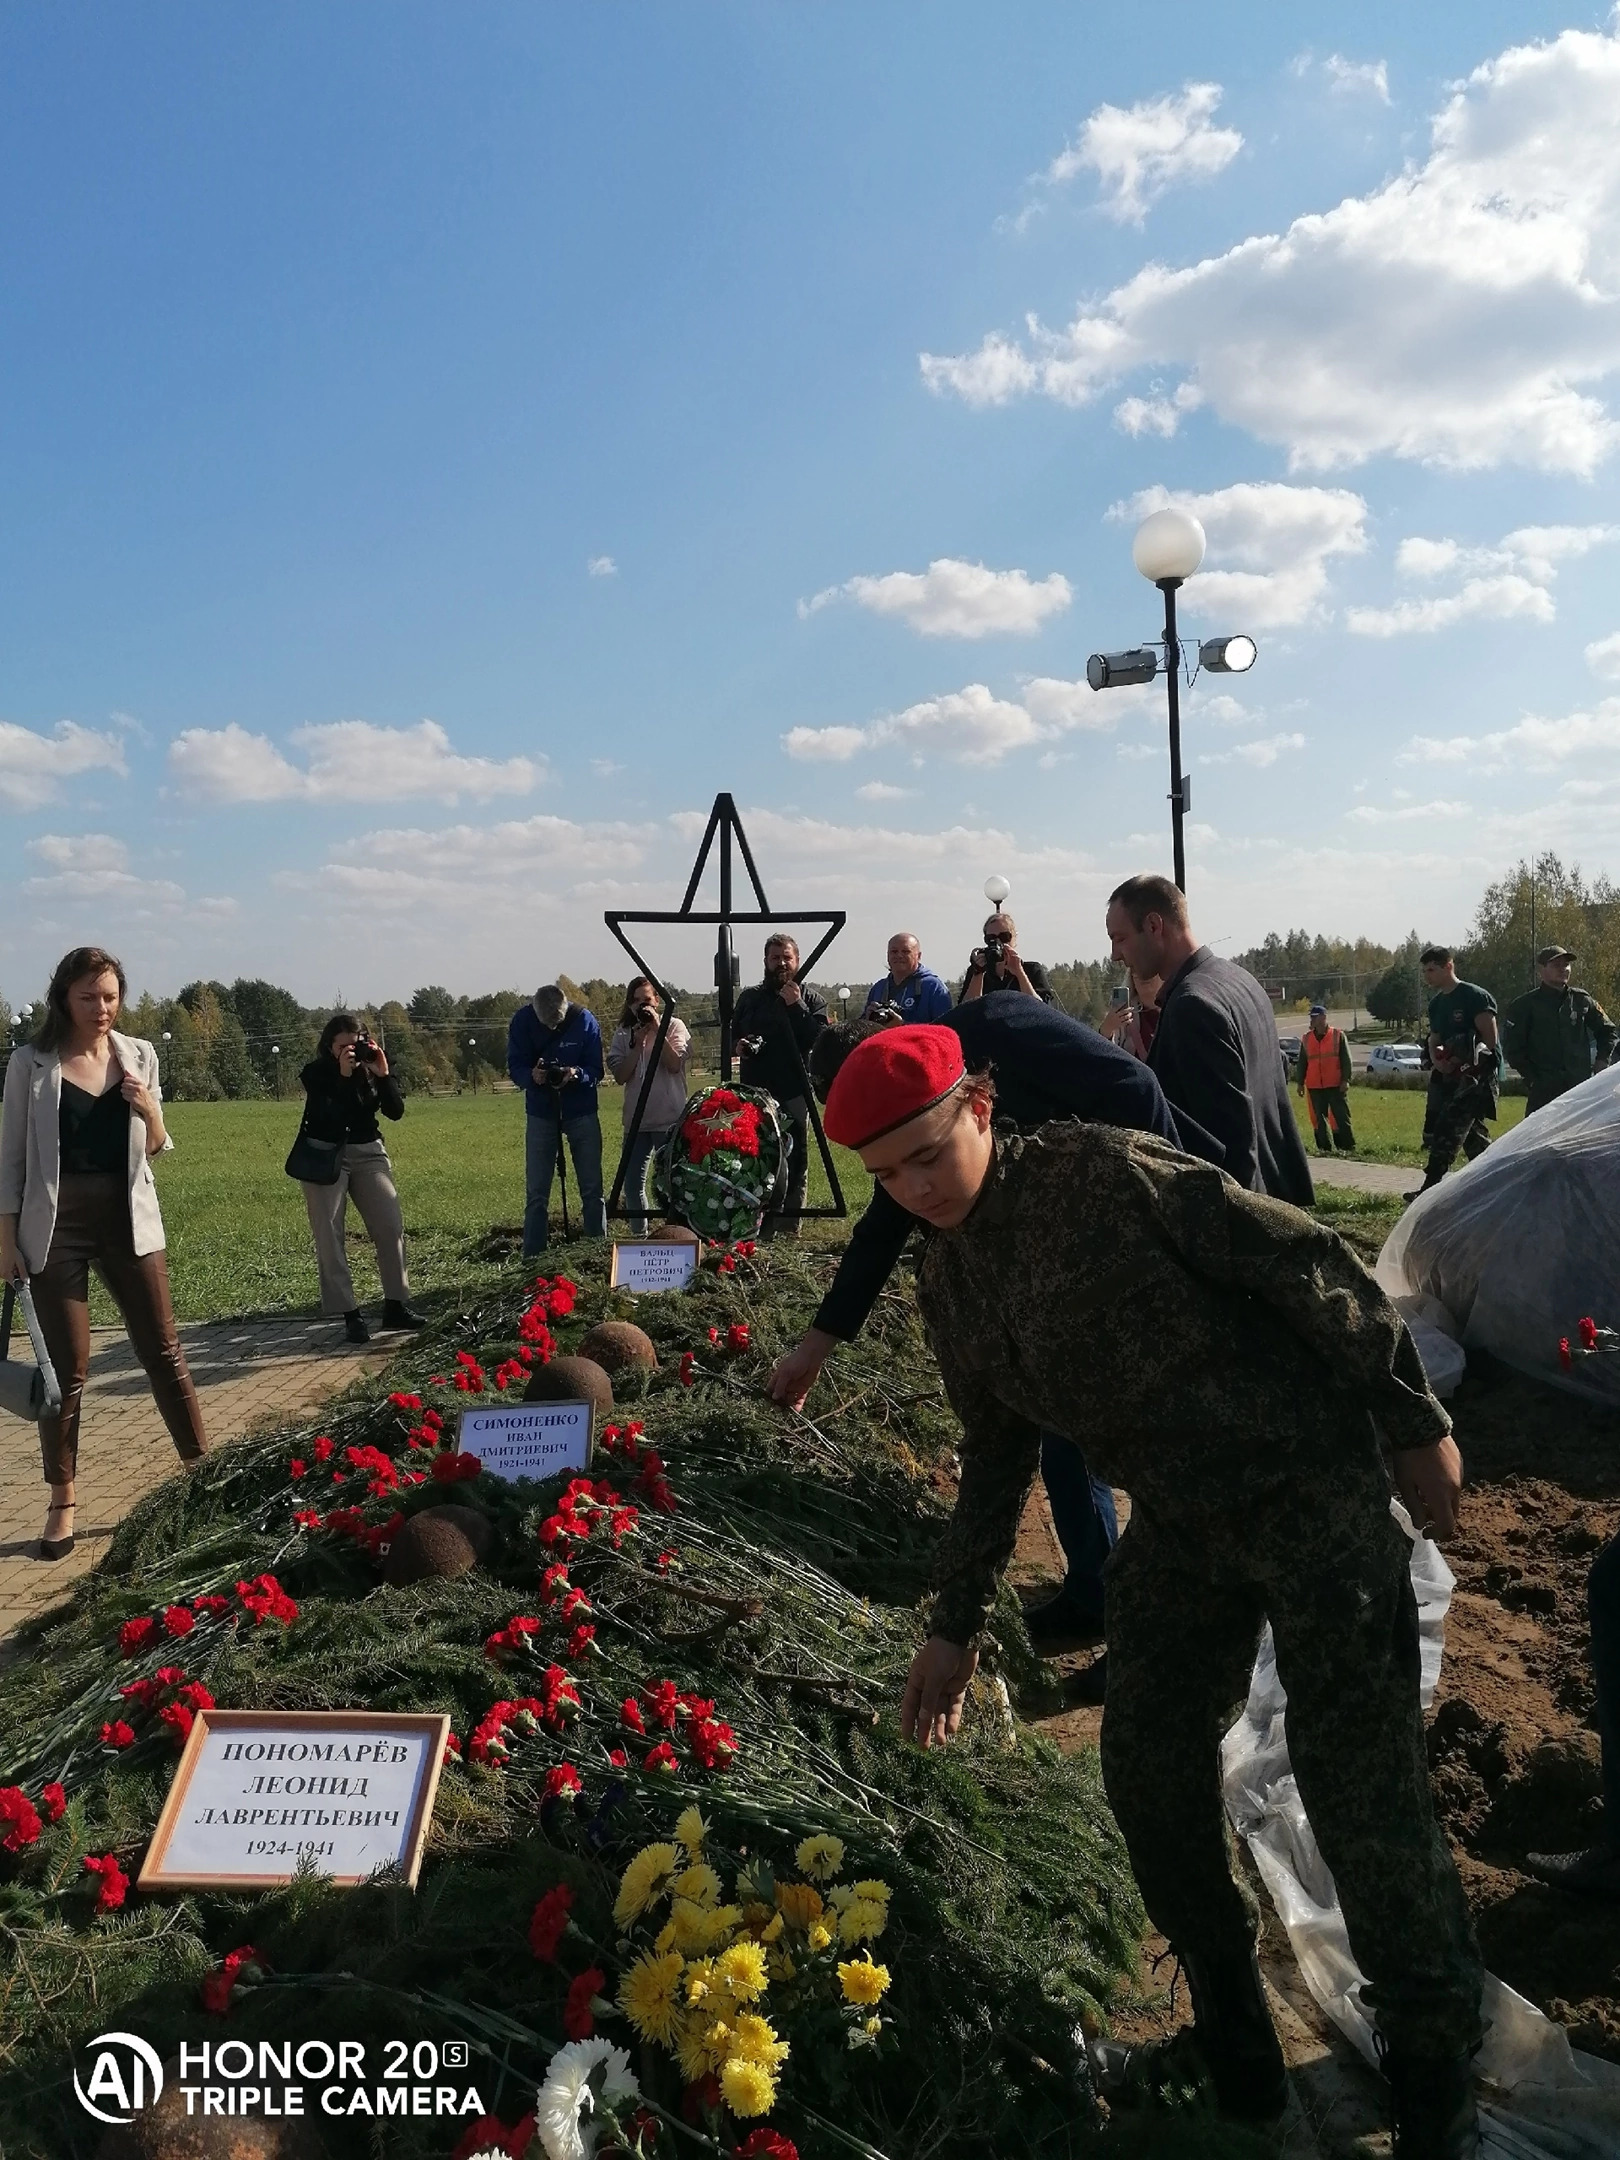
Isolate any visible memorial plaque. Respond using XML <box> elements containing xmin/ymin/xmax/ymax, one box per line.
<box><xmin>137</xmin><ymin>1710</ymin><xmax>449</xmax><ymax>1892</ymax></box>
<box><xmin>456</xmin><ymin>1399</ymin><xmax>594</xmax><ymax>1482</ymax></box>
<box><xmin>610</xmin><ymin>1240</ymin><xmax>698</xmax><ymax>1292</ymax></box>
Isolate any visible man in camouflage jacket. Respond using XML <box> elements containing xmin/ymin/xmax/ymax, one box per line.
<box><xmin>823</xmin><ymin>1027</ymin><xmax>1482</xmax><ymax>2148</ymax></box>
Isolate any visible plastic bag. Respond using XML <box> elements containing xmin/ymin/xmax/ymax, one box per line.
<box><xmin>1376</xmin><ymin>1067</ymin><xmax>1620</xmax><ymax>1403</ymax></box>
<box><xmin>1221</xmin><ymin>1503</ymin><xmax>1620</xmax><ymax>2153</ymax></box>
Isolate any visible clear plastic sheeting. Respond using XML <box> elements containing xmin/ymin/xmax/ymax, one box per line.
<box><xmin>1222</xmin><ymin>1503</ymin><xmax>1620</xmax><ymax>2157</ymax></box>
<box><xmin>1376</xmin><ymin>1067</ymin><xmax>1620</xmax><ymax>1404</ymax></box>
<box><xmin>1395</xmin><ymin>1292</ymin><xmax>1470</xmax><ymax>1399</ymax></box>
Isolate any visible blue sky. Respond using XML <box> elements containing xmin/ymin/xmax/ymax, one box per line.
<box><xmin>4</xmin><ymin>2</ymin><xmax>1619</xmax><ymax>1002</ymax></box>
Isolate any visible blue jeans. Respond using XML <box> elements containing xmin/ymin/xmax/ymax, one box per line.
<box><xmin>1593</xmin><ymin>1531</ymin><xmax>1620</xmax><ymax>1834</ymax></box>
<box><xmin>524</xmin><ymin>1113</ymin><xmax>606</xmax><ymax>1255</ymax></box>
<box><xmin>619</xmin><ymin>1124</ymin><xmax>674</xmax><ymax>1237</ymax></box>
<box><xmin>1039</xmin><ymin>1429</ymin><xmax>1119</xmax><ymax>1627</ymax></box>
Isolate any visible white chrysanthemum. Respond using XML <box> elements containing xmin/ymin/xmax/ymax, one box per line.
<box><xmin>535</xmin><ymin>2038</ymin><xmax>641</xmax><ymax>2160</ymax></box>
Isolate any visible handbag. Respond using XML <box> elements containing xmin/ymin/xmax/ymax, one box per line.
<box><xmin>0</xmin><ymin>1280</ymin><xmax>62</xmax><ymax>1419</ymax></box>
<box><xmin>284</xmin><ymin>1119</ymin><xmax>343</xmax><ymax>1186</ymax></box>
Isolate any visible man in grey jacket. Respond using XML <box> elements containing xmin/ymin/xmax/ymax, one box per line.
<box><xmin>1105</xmin><ymin>874</ymin><xmax>1314</xmax><ymax>1207</ymax></box>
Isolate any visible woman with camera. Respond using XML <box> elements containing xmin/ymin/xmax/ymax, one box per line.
<box><xmin>606</xmin><ymin>978</ymin><xmax>692</xmax><ymax>1235</ymax></box>
<box><xmin>958</xmin><ymin>911</ymin><xmax>1054</xmax><ymax>1004</ymax></box>
<box><xmin>295</xmin><ymin>1015</ymin><xmax>423</xmax><ymax>1344</ymax></box>
<box><xmin>0</xmin><ymin>944</ymin><xmax>209</xmax><ymax>1560</ymax></box>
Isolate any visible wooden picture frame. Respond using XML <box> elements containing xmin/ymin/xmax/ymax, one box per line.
<box><xmin>136</xmin><ymin>1709</ymin><xmax>450</xmax><ymax>1894</ymax></box>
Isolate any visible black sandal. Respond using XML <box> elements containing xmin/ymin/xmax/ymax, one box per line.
<box><xmin>40</xmin><ymin>1501</ymin><xmax>76</xmax><ymax>1562</ymax></box>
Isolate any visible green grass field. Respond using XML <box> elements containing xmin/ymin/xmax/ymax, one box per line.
<box><xmin>112</xmin><ymin>1079</ymin><xmax>1518</xmax><ymax>1324</ymax></box>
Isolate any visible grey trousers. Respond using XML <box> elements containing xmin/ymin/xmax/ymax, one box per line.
<box><xmin>302</xmin><ymin>1140</ymin><xmax>409</xmax><ymax>1315</ymax></box>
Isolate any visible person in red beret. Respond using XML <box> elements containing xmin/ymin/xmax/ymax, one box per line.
<box><xmin>823</xmin><ymin>1024</ymin><xmax>1483</xmax><ymax>2155</ymax></box>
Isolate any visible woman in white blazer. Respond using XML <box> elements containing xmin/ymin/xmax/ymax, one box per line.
<box><xmin>0</xmin><ymin>946</ymin><xmax>208</xmax><ymax>1559</ymax></box>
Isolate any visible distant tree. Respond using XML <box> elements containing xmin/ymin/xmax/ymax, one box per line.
<box><xmin>1459</xmin><ymin>852</ymin><xmax>1620</xmax><ymax>1015</ymax></box>
<box><xmin>408</xmin><ymin>985</ymin><xmax>457</xmax><ymax>1028</ymax></box>
<box><xmin>230</xmin><ymin>978</ymin><xmax>317</xmax><ymax>1089</ymax></box>
<box><xmin>1367</xmin><ymin>962</ymin><xmax>1424</xmax><ymax>1030</ymax></box>
<box><xmin>375</xmin><ymin>1000</ymin><xmax>431</xmax><ymax>1091</ymax></box>
<box><xmin>1044</xmin><ymin>960</ymin><xmax>1111</xmax><ymax>1026</ymax></box>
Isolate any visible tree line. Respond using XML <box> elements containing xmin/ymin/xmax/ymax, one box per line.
<box><xmin>2</xmin><ymin>854</ymin><xmax>1612</xmax><ymax>1095</ymax></box>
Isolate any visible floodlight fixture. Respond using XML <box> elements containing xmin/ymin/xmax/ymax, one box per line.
<box><xmin>1132</xmin><ymin>506</ymin><xmax>1206</xmax><ymax>584</ymax></box>
<box><xmin>1086</xmin><ymin>648</ymin><xmax>1159</xmax><ymax>691</ymax></box>
<box><xmin>983</xmin><ymin>874</ymin><xmax>1011</xmax><ymax>907</ymax></box>
<box><xmin>1199</xmin><ymin>634</ymin><xmax>1257</xmax><ymax>675</ymax></box>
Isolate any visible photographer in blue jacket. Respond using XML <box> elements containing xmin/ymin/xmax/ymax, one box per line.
<box><xmin>507</xmin><ymin>983</ymin><xmax>606</xmax><ymax>1255</ymax></box>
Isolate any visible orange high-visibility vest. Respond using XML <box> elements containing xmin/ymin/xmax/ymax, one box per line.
<box><xmin>1303</xmin><ymin>1027</ymin><xmax>1348</xmax><ymax>1091</ymax></box>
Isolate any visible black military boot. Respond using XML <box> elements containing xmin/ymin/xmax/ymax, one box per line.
<box><xmin>1089</xmin><ymin>1944</ymin><xmax>1288</xmax><ymax>2124</ymax></box>
<box><xmin>1381</xmin><ymin>2042</ymin><xmax>1479</xmax><ymax>2158</ymax></box>
<box><xmin>1181</xmin><ymin>1945</ymin><xmax>1290</xmax><ymax>2122</ymax></box>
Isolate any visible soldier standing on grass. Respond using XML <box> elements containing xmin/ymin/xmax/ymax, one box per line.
<box><xmin>821</xmin><ymin>1024</ymin><xmax>1485</xmax><ymax>2158</ymax></box>
<box><xmin>1503</xmin><ymin>946</ymin><xmax>1617</xmax><ymax>1115</ymax></box>
<box><xmin>1418</xmin><ymin>947</ymin><xmax>1500</xmax><ymax>1193</ymax></box>
<box><xmin>1296</xmin><ymin>1003</ymin><xmax>1356</xmax><ymax>1155</ymax></box>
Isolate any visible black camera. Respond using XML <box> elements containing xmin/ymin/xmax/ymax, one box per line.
<box><xmin>352</xmin><ymin>1036</ymin><xmax>380</xmax><ymax>1063</ymax></box>
<box><xmin>985</xmin><ymin>935</ymin><xmax>1009</xmax><ymax>960</ymax></box>
<box><xmin>543</xmin><ymin>1064</ymin><xmax>572</xmax><ymax>1089</ymax></box>
<box><xmin>871</xmin><ymin>1002</ymin><xmax>907</xmax><ymax>1027</ymax></box>
<box><xmin>737</xmin><ymin>1034</ymin><xmax>765</xmax><ymax>1058</ymax></box>
<box><xmin>634</xmin><ymin>1003</ymin><xmax>658</xmax><ymax>1025</ymax></box>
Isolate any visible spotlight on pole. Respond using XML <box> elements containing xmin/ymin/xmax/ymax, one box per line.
<box><xmin>1085</xmin><ymin>648</ymin><xmax>1159</xmax><ymax>691</ymax></box>
<box><xmin>1198</xmin><ymin>634</ymin><xmax>1257</xmax><ymax>675</ymax></box>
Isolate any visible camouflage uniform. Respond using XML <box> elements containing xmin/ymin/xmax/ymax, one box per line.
<box><xmin>917</xmin><ymin>1123</ymin><xmax>1482</xmax><ymax>2058</ymax></box>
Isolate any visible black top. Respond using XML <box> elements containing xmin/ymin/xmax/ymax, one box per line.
<box><xmin>1147</xmin><ymin>946</ymin><xmax>1314</xmax><ymax>1206</ymax></box>
<box><xmin>811</xmin><ymin>998</ymin><xmax>1225</xmax><ymax>1341</ymax></box>
<box><xmin>733</xmin><ymin>980</ymin><xmax>828</xmax><ymax>1107</ymax></box>
<box><xmin>299</xmin><ymin>1057</ymin><xmax>405</xmax><ymax>1146</ymax></box>
<box><xmin>59</xmin><ymin>1079</ymin><xmax>131</xmax><ymax>1175</ymax></box>
<box><xmin>955</xmin><ymin>957</ymin><xmax>1054</xmax><ymax>1004</ymax></box>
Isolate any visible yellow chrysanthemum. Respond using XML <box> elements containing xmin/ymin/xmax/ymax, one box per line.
<box><xmin>838</xmin><ymin>1955</ymin><xmax>892</xmax><ymax>2006</ymax></box>
<box><xmin>674</xmin><ymin>1804</ymin><xmax>709</xmax><ymax>1856</ymax></box>
<box><xmin>728</xmin><ymin>2013</ymin><xmax>790</xmax><ymax>2070</ymax></box>
<box><xmin>672</xmin><ymin>1862</ymin><xmax>722</xmax><ymax>1910</ymax></box>
<box><xmin>656</xmin><ymin>1898</ymin><xmax>714</xmax><ymax>1958</ymax></box>
<box><xmin>773</xmin><ymin>1881</ymin><xmax>823</xmax><ymax>1930</ymax></box>
<box><xmin>826</xmin><ymin>1885</ymin><xmax>853</xmax><ymax>1913</ymax></box>
<box><xmin>837</xmin><ymin>1896</ymin><xmax>888</xmax><ymax>1948</ymax></box>
<box><xmin>676</xmin><ymin>2013</ymin><xmax>732</xmax><ymax>2084</ymax></box>
<box><xmin>684</xmin><ymin>1958</ymin><xmax>715</xmax><ymax>2008</ymax></box>
<box><xmin>865</xmin><ymin>2016</ymin><xmax>883</xmax><ymax>2035</ymax></box>
<box><xmin>720</xmin><ymin>2057</ymin><xmax>777</xmax><ymax>2118</ymax></box>
<box><xmin>713</xmin><ymin>1939</ymin><xmax>769</xmax><ymax>2003</ymax></box>
<box><xmin>807</xmin><ymin>1922</ymin><xmax>833</xmax><ymax>1953</ymax></box>
<box><xmin>702</xmin><ymin>1903</ymin><xmax>744</xmax><ymax>1951</ymax></box>
<box><xmin>614</xmin><ymin>1841</ymin><xmax>682</xmax><ymax>1928</ymax></box>
<box><xmin>851</xmin><ymin>1878</ymin><xmax>892</xmax><ymax>1904</ymax></box>
<box><xmin>795</xmin><ymin>1834</ymin><xmax>845</xmax><ymax>1883</ymax></box>
<box><xmin>618</xmin><ymin>1951</ymin><xmax>687</xmax><ymax>2046</ymax></box>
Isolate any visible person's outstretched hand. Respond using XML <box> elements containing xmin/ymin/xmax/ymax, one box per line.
<box><xmin>1394</xmin><ymin>1435</ymin><xmax>1463</xmax><ymax>1539</ymax></box>
<box><xmin>900</xmin><ymin>1635</ymin><xmax>979</xmax><ymax>1750</ymax></box>
<box><xmin>765</xmin><ymin>1328</ymin><xmax>836</xmax><ymax>1412</ymax></box>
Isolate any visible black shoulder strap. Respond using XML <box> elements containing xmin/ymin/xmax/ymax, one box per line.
<box><xmin>1</xmin><ymin>1282</ymin><xmax>14</xmax><ymax>1362</ymax></box>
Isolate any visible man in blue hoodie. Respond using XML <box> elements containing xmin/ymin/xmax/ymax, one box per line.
<box><xmin>507</xmin><ymin>984</ymin><xmax>606</xmax><ymax>1256</ymax></box>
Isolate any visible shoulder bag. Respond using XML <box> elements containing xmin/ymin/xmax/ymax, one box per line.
<box><xmin>0</xmin><ymin>1281</ymin><xmax>63</xmax><ymax>1419</ymax></box>
<box><xmin>284</xmin><ymin>1115</ymin><xmax>343</xmax><ymax>1186</ymax></box>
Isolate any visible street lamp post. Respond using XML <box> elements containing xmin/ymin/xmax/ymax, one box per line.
<box><xmin>468</xmin><ymin>1037</ymin><xmax>478</xmax><ymax>1095</ymax></box>
<box><xmin>836</xmin><ymin>986</ymin><xmax>851</xmax><ymax>1021</ymax></box>
<box><xmin>1088</xmin><ymin>508</ymin><xmax>1256</xmax><ymax>894</ymax></box>
<box><xmin>271</xmin><ymin>1045</ymin><xmax>281</xmax><ymax>1098</ymax></box>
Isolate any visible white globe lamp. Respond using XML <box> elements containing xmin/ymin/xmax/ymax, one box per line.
<box><xmin>1132</xmin><ymin>507</ymin><xmax>1206</xmax><ymax>585</ymax></box>
<box><xmin>983</xmin><ymin>874</ymin><xmax>1011</xmax><ymax>908</ymax></box>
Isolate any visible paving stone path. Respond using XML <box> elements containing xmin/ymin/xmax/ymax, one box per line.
<box><xmin>0</xmin><ymin>1317</ymin><xmax>390</xmax><ymax>1639</ymax></box>
<box><xmin>1310</xmin><ymin>1155</ymin><xmax>1424</xmax><ymax>1198</ymax></box>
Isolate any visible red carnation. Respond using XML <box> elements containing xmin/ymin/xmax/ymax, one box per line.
<box><xmin>288</xmin><ymin>1459</ymin><xmax>307</xmax><ymax>1480</ymax></box>
<box><xmin>431</xmin><ymin>1451</ymin><xmax>481</xmax><ymax>1483</ymax></box>
<box><xmin>679</xmin><ymin>1352</ymin><xmax>695</xmax><ymax>1388</ymax></box>
<box><xmin>312</xmin><ymin>1435</ymin><xmax>334</xmax><ymax>1462</ymax></box>
<box><xmin>1579</xmin><ymin>1316</ymin><xmax>1600</xmax><ymax>1350</ymax></box>
<box><xmin>564</xmin><ymin>1624</ymin><xmax>596</xmax><ymax>1661</ymax></box>
<box><xmin>200</xmin><ymin>1945</ymin><xmax>264</xmax><ymax>2016</ymax></box>
<box><xmin>644</xmin><ymin>1679</ymin><xmax>679</xmax><ymax>1730</ymax></box>
<box><xmin>608</xmin><ymin>1748</ymin><xmax>629</xmax><ymax>1768</ymax></box>
<box><xmin>118</xmin><ymin>1616</ymin><xmax>157</xmax><ymax>1658</ymax></box>
<box><xmin>0</xmin><ymin>1787</ymin><xmax>42</xmax><ymax>1852</ymax></box>
<box><xmin>643</xmin><ymin>1741</ymin><xmax>679</xmax><ymax>1774</ymax></box>
<box><xmin>83</xmin><ymin>1852</ymin><xmax>130</xmax><ymax>1911</ymax></box>
<box><xmin>191</xmin><ymin>1593</ymin><xmax>230</xmax><ymax>1615</ymax></box>
<box><xmin>100</xmin><ymin>1721</ymin><xmax>136</xmax><ymax>1750</ymax></box>
<box><xmin>543</xmin><ymin>1763</ymin><xmax>584</xmax><ymax>1803</ymax></box>
<box><xmin>40</xmin><ymin>1782</ymin><xmax>66</xmax><ymax>1824</ymax></box>
<box><xmin>564</xmin><ymin>1965</ymin><xmax>604</xmax><ymax>2042</ymax></box>
<box><xmin>738</xmin><ymin>2133</ymin><xmax>799</xmax><ymax>2160</ymax></box>
<box><xmin>1560</xmin><ymin>1336</ymin><xmax>1573</xmax><ymax>1370</ymax></box>
<box><xmin>163</xmin><ymin>1605</ymin><xmax>196</xmax><ymax>1638</ymax></box>
<box><xmin>726</xmin><ymin>1323</ymin><xmax>750</xmax><ymax>1352</ymax></box>
<box><xmin>528</xmin><ymin>1882</ymin><xmax>575</xmax><ymax>1962</ymax></box>
<box><xmin>620</xmin><ymin>1697</ymin><xmax>646</xmax><ymax>1735</ymax></box>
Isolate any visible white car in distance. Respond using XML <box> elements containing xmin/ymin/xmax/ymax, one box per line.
<box><xmin>1367</xmin><ymin>1041</ymin><xmax>1424</xmax><ymax>1078</ymax></box>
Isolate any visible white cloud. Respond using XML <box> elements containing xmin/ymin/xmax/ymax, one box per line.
<box><xmin>1345</xmin><ymin>799</ymin><xmax>1471</xmax><ymax>825</ymax></box>
<box><xmin>167</xmin><ymin>720</ymin><xmax>542</xmax><ymax>804</ymax></box>
<box><xmin>1023</xmin><ymin>674</ymin><xmax>1146</xmax><ymax>732</ymax></box>
<box><xmin>1110</xmin><ymin>481</ymin><xmax>1368</xmax><ymax>625</ymax></box>
<box><xmin>1587</xmin><ymin>630</ymin><xmax>1620</xmax><ymax>680</ymax></box>
<box><xmin>923</xmin><ymin>25</ymin><xmax>1620</xmax><ymax>473</ymax></box>
<box><xmin>1197</xmin><ymin>732</ymin><xmax>1306</xmax><ymax>768</ymax></box>
<box><xmin>884</xmin><ymin>685</ymin><xmax>1045</xmax><ymax>764</ymax></box>
<box><xmin>0</xmin><ymin>719</ymin><xmax>127</xmax><ymax>811</ymax></box>
<box><xmin>1398</xmin><ymin>694</ymin><xmax>1620</xmax><ymax>771</ymax></box>
<box><xmin>1115</xmin><ymin>382</ymin><xmax>1205</xmax><ymax>438</ymax></box>
<box><xmin>1324</xmin><ymin>55</ymin><xmax>1391</xmax><ymax>102</ymax></box>
<box><xmin>781</xmin><ymin>724</ymin><xmax>869</xmax><ymax>764</ymax></box>
<box><xmin>783</xmin><ymin>671</ymin><xmax>1151</xmax><ymax>770</ymax></box>
<box><xmin>799</xmin><ymin>559</ymin><xmax>1071</xmax><ymax>639</ymax></box>
<box><xmin>589</xmin><ymin>758</ymin><xmax>625</xmax><ymax>778</ymax></box>
<box><xmin>587</xmin><ymin>555</ymin><xmax>618</xmax><ymax>578</ymax></box>
<box><xmin>1348</xmin><ymin>521</ymin><xmax>1618</xmax><ymax>634</ymax></box>
<box><xmin>1045</xmin><ymin>83</ymin><xmax>1243</xmax><ymax>225</ymax></box>
<box><xmin>22</xmin><ymin>831</ymin><xmax>196</xmax><ymax>911</ymax></box>
<box><xmin>854</xmin><ymin>780</ymin><xmax>912</xmax><ymax>801</ymax></box>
